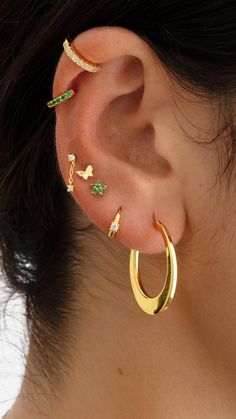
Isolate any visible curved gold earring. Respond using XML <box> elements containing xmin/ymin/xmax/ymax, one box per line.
<box><xmin>129</xmin><ymin>215</ymin><xmax>177</xmax><ymax>316</ymax></box>
<box><xmin>63</xmin><ymin>38</ymin><xmax>101</xmax><ymax>73</ymax></box>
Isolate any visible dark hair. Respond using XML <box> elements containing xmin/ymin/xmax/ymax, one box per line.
<box><xmin>1</xmin><ymin>0</ymin><xmax>236</xmax><ymax>376</ymax></box>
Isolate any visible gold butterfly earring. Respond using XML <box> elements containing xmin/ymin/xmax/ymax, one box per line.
<box><xmin>76</xmin><ymin>164</ymin><xmax>94</xmax><ymax>180</ymax></box>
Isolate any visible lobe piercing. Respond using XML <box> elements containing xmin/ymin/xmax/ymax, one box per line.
<box><xmin>67</xmin><ymin>153</ymin><xmax>75</xmax><ymax>192</ymax></box>
<box><xmin>63</xmin><ymin>38</ymin><xmax>101</xmax><ymax>73</ymax></box>
<box><xmin>108</xmin><ymin>208</ymin><xmax>121</xmax><ymax>239</ymax></box>
<box><xmin>47</xmin><ymin>89</ymin><xmax>75</xmax><ymax>108</ymax></box>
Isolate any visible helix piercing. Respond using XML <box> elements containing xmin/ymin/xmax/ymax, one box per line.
<box><xmin>47</xmin><ymin>89</ymin><xmax>75</xmax><ymax>108</ymax></box>
<box><xmin>63</xmin><ymin>38</ymin><xmax>101</xmax><ymax>73</ymax></box>
<box><xmin>67</xmin><ymin>153</ymin><xmax>76</xmax><ymax>192</ymax></box>
<box><xmin>108</xmin><ymin>207</ymin><xmax>121</xmax><ymax>239</ymax></box>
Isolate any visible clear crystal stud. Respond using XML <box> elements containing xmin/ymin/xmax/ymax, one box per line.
<box><xmin>68</xmin><ymin>153</ymin><xmax>75</xmax><ymax>161</ymax></box>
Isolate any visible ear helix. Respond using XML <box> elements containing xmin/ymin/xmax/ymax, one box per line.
<box><xmin>46</xmin><ymin>38</ymin><xmax>101</xmax><ymax>108</ymax></box>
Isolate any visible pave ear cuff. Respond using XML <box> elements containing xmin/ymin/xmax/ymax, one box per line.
<box><xmin>63</xmin><ymin>38</ymin><xmax>101</xmax><ymax>73</ymax></box>
<box><xmin>47</xmin><ymin>89</ymin><xmax>75</xmax><ymax>108</ymax></box>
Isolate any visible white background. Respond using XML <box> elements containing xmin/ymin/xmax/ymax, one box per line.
<box><xmin>0</xmin><ymin>280</ymin><xmax>26</xmax><ymax>418</ymax></box>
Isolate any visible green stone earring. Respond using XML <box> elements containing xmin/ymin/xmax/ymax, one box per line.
<box><xmin>90</xmin><ymin>179</ymin><xmax>107</xmax><ymax>196</ymax></box>
<box><xmin>47</xmin><ymin>89</ymin><xmax>75</xmax><ymax>108</ymax></box>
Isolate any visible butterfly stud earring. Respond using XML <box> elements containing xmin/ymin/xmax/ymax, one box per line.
<box><xmin>76</xmin><ymin>164</ymin><xmax>94</xmax><ymax>180</ymax></box>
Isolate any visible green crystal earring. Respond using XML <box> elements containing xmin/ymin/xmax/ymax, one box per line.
<box><xmin>47</xmin><ymin>89</ymin><xmax>75</xmax><ymax>108</ymax></box>
<box><xmin>90</xmin><ymin>179</ymin><xmax>107</xmax><ymax>196</ymax></box>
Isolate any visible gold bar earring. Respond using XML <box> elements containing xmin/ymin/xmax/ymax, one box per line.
<box><xmin>63</xmin><ymin>38</ymin><xmax>101</xmax><ymax>73</ymax></box>
<box><xmin>108</xmin><ymin>207</ymin><xmax>121</xmax><ymax>238</ymax></box>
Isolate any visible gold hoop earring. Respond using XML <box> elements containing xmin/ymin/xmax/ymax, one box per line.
<box><xmin>129</xmin><ymin>215</ymin><xmax>178</xmax><ymax>315</ymax></box>
<box><xmin>47</xmin><ymin>89</ymin><xmax>75</xmax><ymax>108</ymax></box>
<box><xmin>63</xmin><ymin>38</ymin><xmax>101</xmax><ymax>73</ymax></box>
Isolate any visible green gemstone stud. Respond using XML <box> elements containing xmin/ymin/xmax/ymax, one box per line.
<box><xmin>47</xmin><ymin>88</ymin><xmax>75</xmax><ymax>108</ymax></box>
<box><xmin>90</xmin><ymin>179</ymin><xmax>107</xmax><ymax>196</ymax></box>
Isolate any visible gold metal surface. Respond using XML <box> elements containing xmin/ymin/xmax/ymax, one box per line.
<box><xmin>63</xmin><ymin>39</ymin><xmax>101</xmax><ymax>73</ymax></box>
<box><xmin>129</xmin><ymin>217</ymin><xmax>177</xmax><ymax>315</ymax></box>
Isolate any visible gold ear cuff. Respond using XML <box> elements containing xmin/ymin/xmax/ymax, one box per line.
<box><xmin>63</xmin><ymin>38</ymin><xmax>101</xmax><ymax>73</ymax></box>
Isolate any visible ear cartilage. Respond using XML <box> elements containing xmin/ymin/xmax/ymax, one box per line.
<box><xmin>67</xmin><ymin>153</ymin><xmax>76</xmax><ymax>192</ymax></box>
<box><xmin>76</xmin><ymin>164</ymin><xmax>94</xmax><ymax>180</ymax></box>
<box><xmin>108</xmin><ymin>208</ymin><xmax>121</xmax><ymax>239</ymax></box>
<box><xmin>90</xmin><ymin>180</ymin><xmax>107</xmax><ymax>196</ymax></box>
<box><xmin>47</xmin><ymin>89</ymin><xmax>75</xmax><ymax>108</ymax></box>
<box><xmin>63</xmin><ymin>38</ymin><xmax>101</xmax><ymax>73</ymax></box>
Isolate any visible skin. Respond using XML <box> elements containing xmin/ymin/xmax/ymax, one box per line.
<box><xmin>6</xmin><ymin>26</ymin><xmax>236</xmax><ymax>418</ymax></box>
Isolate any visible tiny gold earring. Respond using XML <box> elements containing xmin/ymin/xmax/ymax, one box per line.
<box><xmin>63</xmin><ymin>38</ymin><xmax>101</xmax><ymax>73</ymax></box>
<box><xmin>108</xmin><ymin>207</ymin><xmax>121</xmax><ymax>238</ymax></box>
<box><xmin>67</xmin><ymin>153</ymin><xmax>76</xmax><ymax>192</ymax></box>
<box><xmin>47</xmin><ymin>89</ymin><xmax>75</xmax><ymax>108</ymax></box>
<box><xmin>76</xmin><ymin>164</ymin><xmax>94</xmax><ymax>180</ymax></box>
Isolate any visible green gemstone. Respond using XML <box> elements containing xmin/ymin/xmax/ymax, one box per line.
<box><xmin>90</xmin><ymin>180</ymin><xmax>107</xmax><ymax>196</ymax></box>
<box><xmin>65</xmin><ymin>91</ymin><xmax>71</xmax><ymax>97</ymax></box>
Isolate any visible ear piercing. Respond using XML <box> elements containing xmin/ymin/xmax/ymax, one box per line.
<box><xmin>108</xmin><ymin>208</ymin><xmax>121</xmax><ymax>239</ymax></box>
<box><xmin>47</xmin><ymin>89</ymin><xmax>75</xmax><ymax>108</ymax></box>
<box><xmin>90</xmin><ymin>180</ymin><xmax>107</xmax><ymax>196</ymax></box>
<box><xmin>63</xmin><ymin>38</ymin><xmax>101</xmax><ymax>73</ymax></box>
<box><xmin>76</xmin><ymin>165</ymin><xmax>93</xmax><ymax>180</ymax></box>
<box><xmin>67</xmin><ymin>153</ymin><xmax>76</xmax><ymax>192</ymax></box>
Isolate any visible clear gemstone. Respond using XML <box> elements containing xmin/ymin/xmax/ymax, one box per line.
<box><xmin>111</xmin><ymin>222</ymin><xmax>119</xmax><ymax>232</ymax></box>
<box><xmin>67</xmin><ymin>184</ymin><xmax>74</xmax><ymax>192</ymax></box>
<box><xmin>68</xmin><ymin>154</ymin><xmax>75</xmax><ymax>161</ymax></box>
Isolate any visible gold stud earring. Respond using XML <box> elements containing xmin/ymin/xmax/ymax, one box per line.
<box><xmin>47</xmin><ymin>89</ymin><xmax>75</xmax><ymax>108</ymax></box>
<box><xmin>63</xmin><ymin>38</ymin><xmax>101</xmax><ymax>73</ymax></box>
<box><xmin>76</xmin><ymin>164</ymin><xmax>94</xmax><ymax>180</ymax></box>
<box><xmin>67</xmin><ymin>153</ymin><xmax>76</xmax><ymax>192</ymax></box>
<box><xmin>129</xmin><ymin>214</ymin><xmax>178</xmax><ymax>316</ymax></box>
<box><xmin>108</xmin><ymin>207</ymin><xmax>121</xmax><ymax>238</ymax></box>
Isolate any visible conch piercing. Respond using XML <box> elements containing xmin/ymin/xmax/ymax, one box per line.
<box><xmin>76</xmin><ymin>165</ymin><xmax>93</xmax><ymax>180</ymax></box>
<box><xmin>67</xmin><ymin>153</ymin><xmax>76</xmax><ymax>192</ymax></box>
<box><xmin>63</xmin><ymin>38</ymin><xmax>101</xmax><ymax>73</ymax></box>
<box><xmin>129</xmin><ymin>214</ymin><xmax>178</xmax><ymax>316</ymax></box>
<box><xmin>47</xmin><ymin>89</ymin><xmax>75</xmax><ymax>108</ymax></box>
<box><xmin>108</xmin><ymin>207</ymin><xmax>121</xmax><ymax>239</ymax></box>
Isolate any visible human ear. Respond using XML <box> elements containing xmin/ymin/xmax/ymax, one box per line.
<box><xmin>52</xmin><ymin>26</ymin><xmax>186</xmax><ymax>253</ymax></box>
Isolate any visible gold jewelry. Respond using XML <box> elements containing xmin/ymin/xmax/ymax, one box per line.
<box><xmin>108</xmin><ymin>207</ymin><xmax>121</xmax><ymax>239</ymax></box>
<box><xmin>76</xmin><ymin>164</ymin><xmax>94</xmax><ymax>180</ymax></box>
<box><xmin>63</xmin><ymin>38</ymin><xmax>101</xmax><ymax>73</ymax></box>
<box><xmin>47</xmin><ymin>89</ymin><xmax>75</xmax><ymax>108</ymax></box>
<box><xmin>67</xmin><ymin>153</ymin><xmax>76</xmax><ymax>192</ymax></box>
<box><xmin>129</xmin><ymin>215</ymin><xmax>177</xmax><ymax>315</ymax></box>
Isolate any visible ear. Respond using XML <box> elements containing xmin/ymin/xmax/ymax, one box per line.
<box><xmin>52</xmin><ymin>26</ymin><xmax>186</xmax><ymax>253</ymax></box>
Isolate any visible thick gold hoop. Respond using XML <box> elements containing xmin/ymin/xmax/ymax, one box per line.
<box><xmin>129</xmin><ymin>218</ymin><xmax>177</xmax><ymax>315</ymax></box>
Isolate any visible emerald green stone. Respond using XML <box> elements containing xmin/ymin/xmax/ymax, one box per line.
<box><xmin>90</xmin><ymin>180</ymin><xmax>107</xmax><ymax>196</ymax></box>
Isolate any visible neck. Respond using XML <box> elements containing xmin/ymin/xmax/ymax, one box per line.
<box><xmin>6</xmin><ymin>219</ymin><xmax>236</xmax><ymax>419</ymax></box>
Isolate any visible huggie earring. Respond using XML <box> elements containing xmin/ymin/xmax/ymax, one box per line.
<box><xmin>63</xmin><ymin>38</ymin><xmax>101</xmax><ymax>73</ymax></box>
<box><xmin>129</xmin><ymin>214</ymin><xmax>178</xmax><ymax>316</ymax></box>
<box><xmin>47</xmin><ymin>89</ymin><xmax>75</xmax><ymax>108</ymax></box>
<box><xmin>67</xmin><ymin>154</ymin><xmax>76</xmax><ymax>192</ymax></box>
<box><xmin>108</xmin><ymin>207</ymin><xmax>121</xmax><ymax>238</ymax></box>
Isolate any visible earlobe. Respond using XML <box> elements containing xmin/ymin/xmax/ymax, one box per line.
<box><xmin>51</xmin><ymin>26</ymin><xmax>186</xmax><ymax>254</ymax></box>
